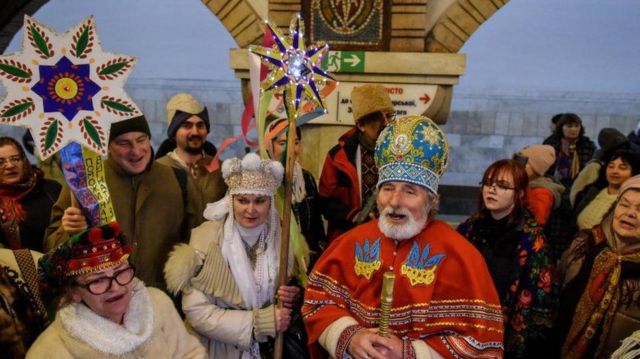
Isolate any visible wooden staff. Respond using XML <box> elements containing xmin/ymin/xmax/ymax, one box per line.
<box><xmin>70</xmin><ymin>192</ymin><xmax>79</xmax><ymax>208</ymax></box>
<box><xmin>274</xmin><ymin>111</ymin><xmax>298</xmax><ymax>359</ymax></box>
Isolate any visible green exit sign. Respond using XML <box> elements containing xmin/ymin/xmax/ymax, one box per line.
<box><xmin>321</xmin><ymin>51</ymin><xmax>365</xmax><ymax>73</ymax></box>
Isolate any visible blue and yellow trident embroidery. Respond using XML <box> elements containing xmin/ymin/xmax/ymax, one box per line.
<box><xmin>354</xmin><ymin>237</ymin><xmax>382</xmax><ymax>280</ymax></box>
<box><xmin>401</xmin><ymin>242</ymin><xmax>446</xmax><ymax>286</ymax></box>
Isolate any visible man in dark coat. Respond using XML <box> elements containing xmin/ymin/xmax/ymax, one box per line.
<box><xmin>318</xmin><ymin>84</ymin><xmax>394</xmax><ymax>240</ymax></box>
<box><xmin>45</xmin><ymin>116</ymin><xmax>203</xmax><ymax>291</ymax></box>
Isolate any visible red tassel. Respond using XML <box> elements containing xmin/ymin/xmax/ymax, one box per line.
<box><xmin>88</xmin><ymin>227</ymin><xmax>102</xmax><ymax>244</ymax></box>
<box><xmin>110</xmin><ymin>221</ymin><xmax>121</xmax><ymax>235</ymax></box>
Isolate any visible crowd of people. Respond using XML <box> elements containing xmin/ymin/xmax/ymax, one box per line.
<box><xmin>0</xmin><ymin>87</ymin><xmax>639</xmax><ymax>359</ymax></box>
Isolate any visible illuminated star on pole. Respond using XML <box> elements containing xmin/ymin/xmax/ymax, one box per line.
<box><xmin>249</xmin><ymin>14</ymin><xmax>336</xmax><ymax>116</ymax></box>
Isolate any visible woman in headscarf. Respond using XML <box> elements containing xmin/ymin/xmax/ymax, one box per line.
<box><xmin>264</xmin><ymin>117</ymin><xmax>326</xmax><ymax>264</ymax></box>
<box><xmin>543</xmin><ymin>113</ymin><xmax>596</xmax><ymax>188</ymax></box>
<box><xmin>457</xmin><ymin>159</ymin><xmax>557</xmax><ymax>358</ymax></box>
<box><xmin>557</xmin><ymin>175</ymin><xmax>640</xmax><ymax>358</ymax></box>
<box><xmin>0</xmin><ymin>136</ymin><xmax>61</xmax><ymax>251</ymax></box>
<box><xmin>165</xmin><ymin>153</ymin><xmax>300</xmax><ymax>358</ymax></box>
<box><xmin>27</xmin><ymin>222</ymin><xmax>206</xmax><ymax>358</ymax></box>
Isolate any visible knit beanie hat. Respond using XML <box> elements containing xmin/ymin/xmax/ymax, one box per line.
<box><xmin>108</xmin><ymin>115</ymin><xmax>151</xmax><ymax>143</ymax></box>
<box><xmin>598</xmin><ymin>127</ymin><xmax>628</xmax><ymax>152</ymax></box>
<box><xmin>166</xmin><ymin>93</ymin><xmax>210</xmax><ymax>138</ymax></box>
<box><xmin>593</xmin><ymin>128</ymin><xmax>630</xmax><ymax>161</ymax></box>
<box><xmin>517</xmin><ymin>144</ymin><xmax>556</xmax><ymax>176</ymax></box>
<box><xmin>351</xmin><ymin>84</ymin><xmax>394</xmax><ymax>124</ymax></box>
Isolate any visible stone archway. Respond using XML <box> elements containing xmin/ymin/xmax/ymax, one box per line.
<box><xmin>0</xmin><ymin>1</ymin><xmax>509</xmax><ymax>56</ymax></box>
<box><xmin>425</xmin><ymin>0</ymin><xmax>509</xmax><ymax>53</ymax></box>
<box><xmin>0</xmin><ymin>0</ymin><xmax>49</xmax><ymax>54</ymax></box>
<box><xmin>201</xmin><ymin>0</ymin><xmax>509</xmax><ymax>53</ymax></box>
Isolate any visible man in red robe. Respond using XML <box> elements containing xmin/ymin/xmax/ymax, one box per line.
<box><xmin>303</xmin><ymin>115</ymin><xmax>504</xmax><ymax>359</ymax></box>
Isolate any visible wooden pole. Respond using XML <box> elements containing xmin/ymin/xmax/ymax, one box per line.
<box><xmin>70</xmin><ymin>190</ymin><xmax>79</xmax><ymax>208</ymax></box>
<box><xmin>273</xmin><ymin>109</ymin><xmax>298</xmax><ymax>359</ymax></box>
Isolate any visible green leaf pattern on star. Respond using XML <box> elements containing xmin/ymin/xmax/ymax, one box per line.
<box><xmin>82</xmin><ymin>118</ymin><xmax>102</xmax><ymax>149</ymax></box>
<box><xmin>0</xmin><ymin>60</ymin><xmax>32</xmax><ymax>82</ymax></box>
<box><xmin>27</xmin><ymin>22</ymin><xmax>52</xmax><ymax>59</ymax></box>
<box><xmin>1</xmin><ymin>99</ymin><xmax>34</xmax><ymax>119</ymax></box>
<box><xmin>73</xmin><ymin>25</ymin><xmax>90</xmax><ymax>58</ymax></box>
<box><xmin>44</xmin><ymin>120</ymin><xmax>59</xmax><ymax>151</ymax></box>
<box><xmin>101</xmin><ymin>98</ymin><xmax>134</xmax><ymax>113</ymax></box>
<box><xmin>97</xmin><ymin>57</ymin><xmax>133</xmax><ymax>80</ymax></box>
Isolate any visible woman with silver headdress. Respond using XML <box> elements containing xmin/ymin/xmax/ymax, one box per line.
<box><xmin>165</xmin><ymin>153</ymin><xmax>299</xmax><ymax>359</ymax></box>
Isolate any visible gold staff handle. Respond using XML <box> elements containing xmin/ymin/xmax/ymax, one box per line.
<box><xmin>379</xmin><ymin>272</ymin><xmax>396</xmax><ymax>337</ymax></box>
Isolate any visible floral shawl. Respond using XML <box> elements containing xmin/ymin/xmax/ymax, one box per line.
<box><xmin>458</xmin><ymin>210</ymin><xmax>558</xmax><ymax>358</ymax></box>
<box><xmin>562</xmin><ymin>214</ymin><xmax>640</xmax><ymax>358</ymax></box>
<box><xmin>0</xmin><ymin>167</ymin><xmax>41</xmax><ymax>248</ymax></box>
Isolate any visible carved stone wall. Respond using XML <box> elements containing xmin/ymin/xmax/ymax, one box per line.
<box><xmin>201</xmin><ymin>0</ymin><xmax>509</xmax><ymax>53</ymax></box>
<box><xmin>425</xmin><ymin>0</ymin><xmax>509</xmax><ymax>52</ymax></box>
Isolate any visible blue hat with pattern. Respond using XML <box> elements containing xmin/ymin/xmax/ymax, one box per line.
<box><xmin>375</xmin><ymin>115</ymin><xmax>449</xmax><ymax>194</ymax></box>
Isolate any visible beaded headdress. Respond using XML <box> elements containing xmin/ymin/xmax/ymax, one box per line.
<box><xmin>39</xmin><ymin>222</ymin><xmax>131</xmax><ymax>282</ymax></box>
<box><xmin>222</xmin><ymin>153</ymin><xmax>284</xmax><ymax>196</ymax></box>
<box><xmin>375</xmin><ymin>115</ymin><xmax>449</xmax><ymax>194</ymax></box>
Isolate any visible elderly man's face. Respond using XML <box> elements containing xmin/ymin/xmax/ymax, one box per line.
<box><xmin>376</xmin><ymin>181</ymin><xmax>432</xmax><ymax>240</ymax></box>
<box><xmin>613</xmin><ymin>189</ymin><xmax>640</xmax><ymax>241</ymax></box>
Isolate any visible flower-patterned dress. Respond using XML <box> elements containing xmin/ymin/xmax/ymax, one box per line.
<box><xmin>458</xmin><ymin>209</ymin><xmax>559</xmax><ymax>358</ymax></box>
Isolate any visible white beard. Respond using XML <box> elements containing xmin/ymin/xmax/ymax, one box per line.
<box><xmin>378</xmin><ymin>206</ymin><xmax>428</xmax><ymax>240</ymax></box>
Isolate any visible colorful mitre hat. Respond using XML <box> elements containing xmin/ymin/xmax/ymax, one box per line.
<box><xmin>40</xmin><ymin>222</ymin><xmax>132</xmax><ymax>282</ymax></box>
<box><xmin>222</xmin><ymin>153</ymin><xmax>284</xmax><ymax>196</ymax></box>
<box><xmin>375</xmin><ymin>115</ymin><xmax>449</xmax><ymax>194</ymax></box>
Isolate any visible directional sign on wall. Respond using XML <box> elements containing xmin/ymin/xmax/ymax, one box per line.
<box><xmin>321</xmin><ymin>51</ymin><xmax>365</xmax><ymax>73</ymax></box>
<box><xmin>296</xmin><ymin>82</ymin><xmax>439</xmax><ymax>125</ymax></box>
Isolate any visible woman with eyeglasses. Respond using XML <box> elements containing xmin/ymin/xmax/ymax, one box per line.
<box><xmin>457</xmin><ymin>159</ymin><xmax>557</xmax><ymax>358</ymax></box>
<box><xmin>0</xmin><ymin>136</ymin><xmax>61</xmax><ymax>251</ymax></box>
<box><xmin>27</xmin><ymin>222</ymin><xmax>206</xmax><ymax>358</ymax></box>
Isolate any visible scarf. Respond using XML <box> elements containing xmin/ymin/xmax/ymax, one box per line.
<box><xmin>357</xmin><ymin>132</ymin><xmax>378</xmax><ymax>204</ymax></box>
<box><xmin>203</xmin><ymin>196</ymin><xmax>281</xmax><ymax>359</ymax></box>
<box><xmin>58</xmin><ymin>279</ymin><xmax>154</xmax><ymax>355</ymax></box>
<box><xmin>0</xmin><ymin>167</ymin><xmax>40</xmax><ymax>249</ymax></box>
<box><xmin>167</xmin><ymin>149</ymin><xmax>203</xmax><ymax>179</ymax></box>
<box><xmin>562</xmin><ymin>214</ymin><xmax>640</xmax><ymax>358</ymax></box>
<box><xmin>203</xmin><ymin>196</ymin><xmax>279</xmax><ymax>309</ymax></box>
<box><xmin>558</xmin><ymin>138</ymin><xmax>580</xmax><ymax>180</ymax></box>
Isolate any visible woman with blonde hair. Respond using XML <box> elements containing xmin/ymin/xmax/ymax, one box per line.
<box><xmin>165</xmin><ymin>153</ymin><xmax>301</xmax><ymax>358</ymax></box>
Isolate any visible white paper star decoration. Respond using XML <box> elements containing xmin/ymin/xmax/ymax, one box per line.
<box><xmin>0</xmin><ymin>15</ymin><xmax>141</xmax><ymax>159</ymax></box>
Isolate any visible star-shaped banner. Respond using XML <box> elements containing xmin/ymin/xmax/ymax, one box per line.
<box><xmin>0</xmin><ymin>15</ymin><xmax>141</xmax><ymax>159</ymax></box>
<box><xmin>249</xmin><ymin>14</ymin><xmax>336</xmax><ymax>117</ymax></box>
